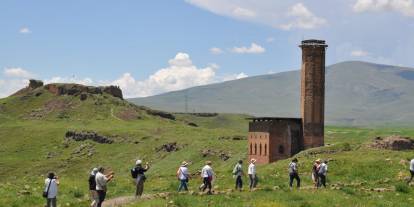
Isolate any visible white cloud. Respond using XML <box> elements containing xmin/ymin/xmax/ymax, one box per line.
<box><xmin>279</xmin><ymin>3</ymin><xmax>327</xmax><ymax>30</ymax></box>
<box><xmin>3</xmin><ymin>67</ymin><xmax>33</xmax><ymax>79</ymax></box>
<box><xmin>0</xmin><ymin>79</ymin><xmax>29</xmax><ymax>98</ymax></box>
<box><xmin>353</xmin><ymin>0</ymin><xmax>414</xmax><ymax>16</ymax></box>
<box><xmin>266</xmin><ymin>37</ymin><xmax>275</xmax><ymax>43</ymax></box>
<box><xmin>222</xmin><ymin>72</ymin><xmax>248</xmax><ymax>81</ymax></box>
<box><xmin>231</xmin><ymin>43</ymin><xmax>266</xmax><ymax>54</ymax></box>
<box><xmin>185</xmin><ymin>0</ymin><xmax>327</xmax><ymax>30</ymax></box>
<box><xmin>111</xmin><ymin>53</ymin><xmax>219</xmax><ymax>97</ymax></box>
<box><xmin>19</xmin><ymin>27</ymin><xmax>31</xmax><ymax>34</ymax></box>
<box><xmin>232</xmin><ymin>7</ymin><xmax>256</xmax><ymax>18</ymax></box>
<box><xmin>210</xmin><ymin>47</ymin><xmax>224</xmax><ymax>55</ymax></box>
<box><xmin>351</xmin><ymin>50</ymin><xmax>370</xmax><ymax>57</ymax></box>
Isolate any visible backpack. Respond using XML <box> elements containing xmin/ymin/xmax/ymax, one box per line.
<box><xmin>131</xmin><ymin>167</ymin><xmax>138</xmax><ymax>179</ymax></box>
<box><xmin>232</xmin><ymin>165</ymin><xmax>241</xmax><ymax>175</ymax></box>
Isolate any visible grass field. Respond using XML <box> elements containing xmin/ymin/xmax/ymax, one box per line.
<box><xmin>1</xmin><ymin>88</ymin><xmax>414</xmax><ymax>207</ymax></box>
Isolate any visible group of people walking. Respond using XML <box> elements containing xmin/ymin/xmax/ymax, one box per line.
<box><xmin>42</xmin><ymin>157</ymin><xmax>414</xmax><ymax>207</ymax></box>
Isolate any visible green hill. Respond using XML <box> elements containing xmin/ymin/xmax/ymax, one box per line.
<box><xmin>1</xmin><ymin>82</ymin><xmax>414</xmax><ymax>206</ymax></box>
<box><xmin>130</xmin><ymin>61</ymin><xmax>414</xmax><ymax>127</ymax></box>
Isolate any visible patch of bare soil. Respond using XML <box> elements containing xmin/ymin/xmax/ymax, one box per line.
<box><xmin>116</xmin><ymin>108</ymin><xmax>141</xmax><ymax>121</ymax></box>
<box><xmin>370</xmin><ymin>135</ymin><xmax>414</xmax><ymax>150</ymax></box>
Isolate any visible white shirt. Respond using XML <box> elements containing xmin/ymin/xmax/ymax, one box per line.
<box><xmin>248</xmin><ymin>163</ymin><xmax>256</xmax><ymax>175</ymax></box>
<box><xmin>201</xmin><ymin>165</ymin><xmax>213</xmax><ymax>178</ymax></box>
<box><xmin>410</xmin><ymin>159</ymin><xmax>414</xmax><ymax>171</ymax></box>
<box><xmin>44</xmin><ymin>178</ymin><xmax>58</xmax><ymax>198</ymax></box>
<box><xmin>95</xmin><ymin>172</ymin><xmax>109</xmax><ymax>191</ymax></box>
<box><xmin>288</xmin><ymin>162</ymin><xmax>298</xmax><ymax>174</ymax></box>
<box><xmin>233</xmin><ymin>163</ymin><xmax>243</xmax><ymax>176</ymax></box>
<box><xmin>178</xmin><ymin>166</ymin><xmax>189</xmax><ymax>180</ymax></box>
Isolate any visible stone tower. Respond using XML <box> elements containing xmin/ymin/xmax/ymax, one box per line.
<box><xmin>300</xmin><ymin>39</ymin><xmax>327</xmax><ymax>149</ymax></box>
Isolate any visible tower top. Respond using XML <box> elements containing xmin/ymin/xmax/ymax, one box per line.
<box><xmin>300</xmin><ymin>39</ymin><xmax>328</xmax><ymax>47</ymax></box>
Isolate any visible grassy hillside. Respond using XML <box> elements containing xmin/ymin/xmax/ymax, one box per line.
<box><xmin>130</xmin><ymin>61</ymin><xmax>414</xmax><ymax>127</ymax></box>
<box><xmin>1</xmin><ymin>84</ymin><xmax>414</xmax><ymax>206</ymax></box>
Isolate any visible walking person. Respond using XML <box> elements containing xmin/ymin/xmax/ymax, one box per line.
<box><xmin>88</xmin><ymin>168</ymin><xmax>99</xmax><ymax>207</ymax></box>
<box><xmin>288</xmin><ymin>158</ymin><xmax>300</xmax><ymax>189</ymax></box>
<box><xmin>131</xmin><ymin>160</ymin><xmax>150</xmax><ymax>198</ymax></box>
<box><xmin>233</xmin><ymin>160</ymin><xmax>244</xmax><ymax>191</ymax></box>
<box><xmin>407</xmin><ymin>158</ymin><xmax>414</xmax><ymax>184</ymax></box>
<box><xmin>43</xmin><ymin>172</ymin><xmax>59</xmax><ymax>207</ymax></box>
<box><xmin>177</xmin><ymin>161</ymin><xmax>190</xmax><ymax>192</ymax></box>
<box><xmin>317</xmin><ymin>160</ymin><xmax>328</xmax><ymax>188</ymax></box>
<box><xmin>200</xmin><ymin>161</ymin><xmax>214</xmax><ymax>195</ymax></box>
<box><xmin>312</xmin><ymin>159</ymin><xmax>321</xmax><ymax>187</ymax></box>
<box><xmin>248</xmin><ymin>159</ymin><xmax>257</xmax><ymax>191</ymax></box>
<box><xmin>95</xmin><ymin>167</ymin><xmax>114</xmax><ymax>207</ymax></box>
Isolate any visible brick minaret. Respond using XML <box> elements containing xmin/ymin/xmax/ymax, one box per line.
<box><xmin>300</xmin><ymin>40</ymin><xmax>327</xmax><ymax>149</ymax></box>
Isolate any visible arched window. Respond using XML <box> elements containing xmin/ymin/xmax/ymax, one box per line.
<box><xmin>254</xmin><ymin>143</ymin><xmax>257</xmax><ymax>155</ymax></box>
<box><xmin>264</xmin><ymin>144</ymin><xmax>267</xmax><ymax>155</ymax></box>
<box><xmin>259</xmin><ymin>143</ymin><xmax>262</xmax><ymax>155</ymax></box>
<box><xmin>278</xmin><ymin>145</ymin><xmax>285</xmax><ymax>154</ymax></box>
<box><xmin>250</xmin><ymin>143</ymin><xmax>253</xmax><ymax>155</ymax></box>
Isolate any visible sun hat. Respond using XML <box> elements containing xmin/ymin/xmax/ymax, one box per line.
<box><xmin>136</xmin><ymin>160</ymin><xmax>142</xmax><ymax>165</ymax></box>
<box><xmin>181</xmin><ymin>161</ymin><xmax>188</xmax><ymax>166</ymax></box>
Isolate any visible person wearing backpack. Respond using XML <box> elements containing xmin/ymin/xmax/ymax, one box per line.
<box><xmin>131</xmin><ymin>159</ymin><xmax>150</xmax><ymax>198</ymax></box>
<box><xmin>177</xmin><ymin>161</ymin><xmax>190</xmax><ymax>192</ymax></box>
<box><xmin>232</xmin><ymin>160</ymin><xmax>244</xmax><ymax>191</ymax></box>
<box><xmin>88</xmin><ymin>168</ymin><xmax>99</xmax><ymax>207</ymax></box>
<box><xmin>317</xmin><ymin>160</ymin><xmax>328</xmax><ymax>188</ymax></box>
<box><xmin>288</xmin><ymin>158</ymin><xmax>300</xmax><ymax>189</ymax></box>
<box><xmin>43</xmin><ymin>172</ymin><xmax>59</xmax><ymax>207</ymax></box>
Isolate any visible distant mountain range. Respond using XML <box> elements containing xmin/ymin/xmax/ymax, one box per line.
<box><xmin>129</xmin><ymin>61</ymin><xmax>414</xmax><ymax>126</ymax></box>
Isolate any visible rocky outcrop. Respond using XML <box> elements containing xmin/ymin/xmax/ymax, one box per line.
<box><xmin>100</xmin><ymin>86</ymin><xmax>123</xmax><ymax>99</ymax></box>
<box><xmin>29</xmin><ymin>79</ymin><xmax>43</xmax><ymax>89</ymax></box>
<box><xmin>65</xmin><ymin>131</ymin><xmax>113</xmax><ymax>144</ymax></box>
<box><xmin>370</xmin><ymin>135</ymin><xmax>414</xmax><ymax>150</ymax></box>
<box><xmin>44</xmin><ymin>84</ymin><xmax>123</xmax><ymax>99</ymax></box>
<box><xmin>146</xmin><ymin>110</ymin><xmax>176</xmax><ymax>120</ymax></box>
<box><xmin>156</xmin><ymin>142</ymin><xmax>180</xmax><ymax>152</ymax></box>
<box><xmin>201</xmin><ymin>149</ymin><xmax>231</xmax><ymax>161</ymax></box>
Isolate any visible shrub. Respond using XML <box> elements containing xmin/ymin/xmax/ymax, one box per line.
<box><xmin>395</xmin><ymin>183</ymin><xmax>410</xmax><ymax>193</ymax></box>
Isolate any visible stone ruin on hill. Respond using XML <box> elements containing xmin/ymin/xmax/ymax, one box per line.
<box><xmin>65</xmin><ymin>131</ymin><xmax>114</xmax><ymax>144</ymax></box>
<box><xmin>370</xmin><ymin>135</ymin><xmax>414</xmax><ymax>150</ymax></box>
<box><xmin>22</xmin><ymin>79</ymin><xmax>123</xmax><ymax>100</ymax></box>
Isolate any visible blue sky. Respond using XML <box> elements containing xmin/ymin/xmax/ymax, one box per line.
<box><xmin>1</xmin><ymin>0</ymin><xmax>413</xmax><ymax>97</ymax></box>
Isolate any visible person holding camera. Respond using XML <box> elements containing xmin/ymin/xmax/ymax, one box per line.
<box><xmin>95</xmin><ymin>167</ymin><xmax>114</xmax><ymax>207</ymax></box>
<box><xmin>43</xmin><ymin>172</ymin><xmax>59</xmax><ymax>207</ymax></box>
<box><xmin>131</xmin><ymin>160</ymin><xmax>150</xmax><ymax>198</ymax></box>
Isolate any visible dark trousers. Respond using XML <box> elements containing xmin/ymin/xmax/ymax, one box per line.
<box><xmin>178</xmin><ymin>179</ymin><xmax>188</xmax><ymax>191</ymax></box>
<box><xmin>317</xmin><ymin>174</ymin><xmax>326</xmax><ymax>188</ymax></box>
<box><xmin>249</xmin><ymin>174</ymin><xmax>257</xmax><ymax>189</ymax></box>
<box><xmin>202</xmin><ymin>177</ymin><xmax>212</xmax><ymax>194</ymax></box>
<box><xmin>46</xmin><ymin>198</ymin><xmax>57</xmax><ymax>207</ymax></box>
<box><xmin>408</xmin><ymin>170</ymin><xmax>414</xmax><ymax>183</ymax></box>
<box><xmin>289</xmin><ymin>173</ymin><xmax>300</xmax><ymax>188</ymax></box>
<box><xmin>235</xmin><ymin>175</ymin><xmax>243</xmax><ymax>190</ymax></box>
<box><xmin>135</xmin><ymin>175</ymin><xmax>145</xmax><ymax>197</ymax></box>
<box><xmin>96</xmin><ymin>190</ymin><xmax>106</xmax><ymax>207</ymax></box>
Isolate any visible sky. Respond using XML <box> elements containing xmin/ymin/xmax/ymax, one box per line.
<box><xmin>1</xmin><ymin>0</ymin><xmax>413</xmax><ymax>98</ymax></box>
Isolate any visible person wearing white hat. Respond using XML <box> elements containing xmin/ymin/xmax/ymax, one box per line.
<box><xmin>88</xmin><ymin>168</ymin><xmax>99</xmax><ymax>207</ymax></box>
<box><xmin>177</xmin><ymin>161</ymin><xmax>190</xmax><ymax>192</ymax></box>
<box><xmin>248</xmin><ymin>159</ymin><xmax>257</xmax><ymax>191</ymax></box>
<box><xmin>131</xmin><ymin>159</ymin><xmax>150</xmax><ymax>198</ymax></box>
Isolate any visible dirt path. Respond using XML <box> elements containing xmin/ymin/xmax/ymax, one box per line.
<box><xmin>110</xmin><ymin>107</ymin><xmax>122</xmax><ymax>121</ymax></box>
